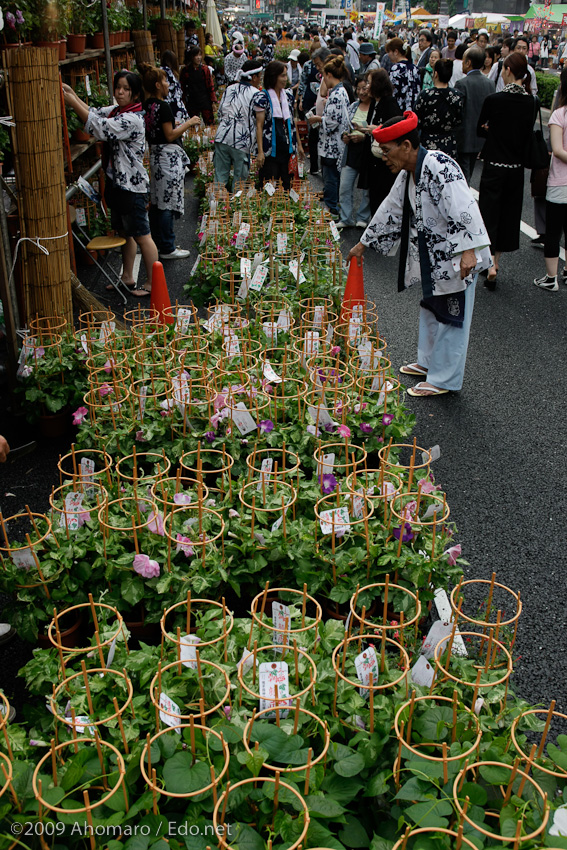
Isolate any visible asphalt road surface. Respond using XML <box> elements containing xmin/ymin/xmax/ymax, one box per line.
<box><xmin>0</xmin><ymin>162</ymin><xmax>565</xmax><ymax>718</ymax></box>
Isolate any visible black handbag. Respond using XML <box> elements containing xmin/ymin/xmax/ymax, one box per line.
<box><xmin>524</xmin><ymin>97</ymin><xmax>550</xmax><ymax>171</ymax></box>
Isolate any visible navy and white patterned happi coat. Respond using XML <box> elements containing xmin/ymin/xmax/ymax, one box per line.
<box><xmin>85</xmin><ymin>107</ymin><xmax>149</xmax><ymax>192</ymax></box>
<box><xmin>361</xmin><ymin>149</ymin><xmax>492</xmax><ymax>296</ymax></box>
<box><xmin>215</xmin><ymin>82</ymin><xmax>257</xmax><ymax>152</ymax></box>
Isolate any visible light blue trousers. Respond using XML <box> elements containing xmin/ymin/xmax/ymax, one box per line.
<box><xmin>339</xmin><ymin>165</ymin><xmax>371</xmax><ymax>226</ymax></box>
<box><xmin>416</xmin><ymin>276</ymin><xmax>477</xmax><ymax>392</ymax></box>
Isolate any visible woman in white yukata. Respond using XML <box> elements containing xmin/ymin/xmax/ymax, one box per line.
<box><xmin>63</xmin><ymin>71</ymin><xmax>158</xmax><ymax>297</ymax></box>
<box><xmin>348</xmin><ymin>112</ymin><xmax>492</xmax><ymax>397</ymax></box>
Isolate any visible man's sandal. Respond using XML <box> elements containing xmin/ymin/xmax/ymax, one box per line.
<box><xmin>400</xmin><ymin>363</ymin><xmax>428</xmax><ymax>376</ymax></box>
<box><xmin>407</xmin><ymin>382</ymin><xmax>449</xmax><ymax>397</ymax></box>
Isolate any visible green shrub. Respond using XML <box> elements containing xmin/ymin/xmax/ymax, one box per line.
<box><xmin>536</xmin><ymin>71</ymin><xmax>560</xmax><ymax>108</ymax></box>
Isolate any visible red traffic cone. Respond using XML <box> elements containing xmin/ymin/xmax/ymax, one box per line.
<box><xmin>340</xmin><ymin>256</ymin><xmax>365</xmax><ymax>325</ymax></box>
<box><xmin>150</xmin><ymin>261</ymin><xmax>173</xmax><ymax>325</ymax></box>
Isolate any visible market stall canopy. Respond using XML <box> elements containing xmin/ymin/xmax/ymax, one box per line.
<box><xmin>524</xmin><ymin>3</ymin><xmax>567</xmax><ymax>21</ymax></box>
<box><xmin>449</xmin><ymin>12</ymin><xmax>511</xmax><ymax>26</ymax></box>
<box><xmin>206</xmin><ymin>0</ymin><xmax>224</xmax><ymax>47</ymax></box>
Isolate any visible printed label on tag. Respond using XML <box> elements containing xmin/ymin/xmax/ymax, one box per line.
<box><xmin>76</xmin><ymin>207</ymin><xmax>87</xmax><ymax>227</ymax></box>
<box><xmin>80</xmin><ymin>333</ymin><xmax>89</xmax><ymax>354</ymax></box>
<box><xmin>263</xmin><ymin>360</ymin><xmax>282</xmax><ymax>384</ymax></box>
<box><xmin>298</xmin><ymin>160</ymin><xmax>304</xmax><ymax>178</ymax></box>
<box><xmin>65</xmin><ymin>715</ymin><xmax>95</xmax><ymax>736</ymax></box>
<box><xmin>329</xmin><ymin>220</ymin><xmax>340</xmax><ymax>242</ymax></box>
<box><xmin>246</xmin><ymin>186</ymin><xmax>257</xmax><ymax>199</ymax></box>
<box><xmin>318</xmin><ymin>452</ymin><xmax>335</xmax><ymax>477</ymax></box>
<box><xmin>231</xmin><ymin>402</ymin><xmax>257</xmax><ymax>435</ymax></box>
<box><xmin>288</xmin><ymin>259</ymin><xmax>306</xmax><ymax>284</ymax></box>
<box><xmin>319</xmin><ymin>506</ymin><xmax>350</xmax><ymax>537</ymax></box>
<box><xmin>355</xmin><ymin>645</ymin><xmax>379</xmax><ymax>697</ymax></box>
<box><xmin>237</xmin><ymin>278</ymin><xmax>250</xmax><ymax>300</ymax></box>
<box><xmin>235</xmin><ymin>222</ymin><xmax>251</xmax><ymax>250</ymax></box>
<box><xmin>262</xmin><ymin>322</ymin><xmax>278</xmax><ymax>344</ymax></box>
<box><xmin>303</xmin><ymin>331</ymin><xmax>319</xmax><ymax>361</ymax></box>
<box><xmin>252</xmin><ymin>252</ymin><xmax>264</xmax><ymax>271</ymax></box>
<box><xmin>349</xmin><ymin>317</ymin><xmax>362</xmax><ymax>341</ymax></box>
<box><xmin>250</xmin><ymin>264</ymin><xmax>268</xmax><ymax>292</ymax></box>
<box><xmin>232</xmin><ymin>210</ymin><xmax>242</xmax><ymax>228</ymax></box>
<box><xmin>289</xmin><ymin>188</ymin><xmax>299</xmax><ymax>203</ymax></box>
<box><xmin>225</xmin><ymin>332</ymin><xmax>241</xmax><ymax>358</ymax></box>
<box><xmin>352</xmin><ymin>493</ymin><xmax>365</xmax><ymax>520</ymax></box>
<box><xmin>159</xmin><ymin>692</ymin><xmax>182</xmax><ymax>732</ymax></box>
<box><xmin>259</xmin><ymin>661</ymin><xmax>291</xmax><ymax>718</ymax></box>
<box><xmin>264</xmin><ymin>182</ymin><xmax>276</xmax><ymax>196</ymax></box>
<box><xmin>59</xmin><ymin>491</ymin><xmax>84</xmax><ymax>531</ymax></box>
<box><xmin>421</xmin><ymin>621</ymin><xmax>454</xmax><ymax>660</ymax></box>
<box><xmin>210</xmin><ymin>199</ymin><xmax>218</xmax><ymax>214</ymax></box>
<box><xmin>277</xmin><ymin>233</ymin><xmax>288</xmax><ymax>255</ymax></box>
<box><xmin>277</xmin><ymin>308</ymin><xmax>292</xmax><ymax>330</ymax></box>
<box><xmin>85</xmin><ymin>75</ymin><xmax>92</xmax><ymax>95</ymax></box>
<box><xmin>433</xmin><ymin>589</ymin><xmax>468</xmax><ymax>657</ymax></box>
<box><xmin>190</xmin><ymin>254</ymin><xmax>201</xmax><ymax>277</ymax></box>
<box><xmin>272</xmin><ymin>602</ymin><xmax>291</xmax><ymax>651</ymax></box>
<box><xmin>266</xmin><ymin>217</ymin><xmax>273</xmax><ymax>236</ymax></box>
<box><xmin>307</xmin><ymin>403</ymin><xmax>333</xmax><ymax>428</ymax></box>
<box><xmin>175</xmin><ymin>307</ymin><xmax>193</xmax><ymax>334</ymax></box>
<box><xmin>180</xmin><ymin>634</ymin><xmax>201</xmax><ymax>669</ymax></box>
<box><xmin>11</xmin><ymin>547</ymin><xmax>35</xmax><ymax>570</ymax></box>
<box><xmin>411</xmin><ymin>655</ymin><xmax>435</xmax><ymax>687</ymax></box>
<box><xmin>313</xmin><ymin>306</ymin><xmax>325</xmax><ymax>329</ymax></box>
<box><xmin>256</xmin><ymin>457</ymin><xmax>274</xmax><ymax>492</ymax></box>
<box><xmin>240</xmin><ymin>258</ymin><xmax>252</xmax><ymax>279</ymax></box>
<box><xmin>80</xmin><ymin>458</ymin><xmax>95</xmax><ymax>495</ymax></box>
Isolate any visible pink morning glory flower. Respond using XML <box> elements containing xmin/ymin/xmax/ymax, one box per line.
<box><xmin>330</xmin><ymin>345</ymin><xmax>341</xmax><ymax>356</ymax></box>
<box><xmin>175</xmin><ymin>534</ymin><xmax>194</xmax><ymax>558</ymax></box>
<box><xmin>133</xmin><ymin>553</ymin><xmax>160</xmax><ymax>578</ymax></box>
<box><xmin>337</xmin><ymin>424</ymin><xmax>351</xmax><ymax>438</ymax></box>
<box><xmin>72</xmin><ymin>406</ymin><xmax>88</xmax><ymax>425</ymax></box>
<box><xmin>382</xmin><ymin>414</ymin><xmax>394</xmax><ymax>426</ymax></box>
<box><xmin>173</xmin><ymin>492</ymin><xmax>193</xmax><ymax>505</ymax></box>
<box><xmin>99</xmin><ymin>383</ymin><xmax>112</xmax><ymax>397</ymax></box>
<box><xmin>418</xmin><ymin>479</ymin><xmax>436</xmax><ymax>494</ymax></box>
<box><xmin>360</xmin><ymin>423</ymin><xmax>373</xmax><ymax>435</ymax></box>
<box><xmin>147</xmin><ymin>512</ymin><xmax>164</xmax><ymax>536</ymax></box>
<box><xmin>444</xmin><ymin>544</ymin><xmax>462</xmax><ymax>566</ymax></box>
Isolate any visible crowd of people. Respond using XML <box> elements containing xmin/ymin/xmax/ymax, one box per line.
<box><xmin>59</xmin><ymin>16</ymin><xmax>566</xmax><ymax>399</ymax></box>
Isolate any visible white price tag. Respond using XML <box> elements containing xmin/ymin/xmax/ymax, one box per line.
<box><xmin>410</xmin><ymin>655</ymin><xmax>435</xmax><ymax>687</ymax></box>
<box><xmin>59</xmin><ymin>491</ymin><xmax>84</xmax><ymax>531</ymax></box>
<box><xmin>252</xmin><ymin>252</ymin><xmax>264</xmax><ymax>271</ymax></box>
<box><xmin>65</xmin><ymin>715</ymin><xmax>95</xmax><ymax>736</ymax></box>
<box><xmin>277</xmin><ymin>233</ymin><xmax>288</xmax><ymax>255</ymax></box>
<box><xmin>76</xmin><ymin>207</ymin><xmax>87</xmax><ymax>227</ymax></box>
<box><xmin>246</xmin><ymin>186</ymin><xmax>257</xmax><ymax>199</ymax></box>
<box><xmin>307</xmin><ymin>403</ymin><xmax>333</xmax><ymax>428</ymax></box>
<box><xmin>85</xmin><ymin>75</ymin><xmax>92</xmax><ymax>95</ymax></box>
<box><xmin>421</xmin><ymin>621</ymin><xmax>454</xmax><ymax>660</ymax></box>
<box><xmin>423</xmin><ymin>444</ymin><xmax>441</xmax><ymax>464</ymax></box>
<box><xmin>263</xmin><ymin>360</ymin><xmax>282</xmax><ymax>384</ymax></box>
<box><xmin>256</xmin><ymin>457</ymin><xmax>274</xmax><ymax>492</ymax></box>
<box><xmin>277</xmin><ymin>308</ymin><xmax>292</xmax><ymax>330</ymax></box>
<box><xmin>237</xmin><ymin>278</ymin><xmax>249</xmax><ymax>300</ymax></box>
<box><xmin>289</xmin><ymin>260</ymin><xmax>306</xmax><ymax>284</ymax></box>
<box><xmin>180</xmin><ymin>634</ymin><xmax>201</xmax><ymax>669</ymax></box>
<box><xmin>329</xmin><ymin>220</ymin><xmax>340</xmax><ymax>242</ymax></box>
<box><xmin>231</xmin><ymin>402</ymin><xmax>257</xmax><ymax>435</ymax></box>
<box><xmin>272</xmin><ymin>602</ymin><xmax>291</xmax><ymax>651</ymax></box>
<box><xmin>237</xmin><ymin>648</ymin><xmax>255</xmax><ymax>674</ymax></box>
<box><xmin>264</xmin><ymin>182</ymin><xmax>276</xmax><ymax>196</ymax></box>
<box><xmin>190</xmin><ymin>254</ymin><xmax>201</xmax><ymax>277</ymax></box>
<box><xmin>250</xmin><ymin>265</ymin><xmax>268</xmax><ymax>292</ymax></box>
<box><xmin>159</xmin><ymin>692</ymin><xmax>182</xmax><ymax>732</ymax></box>
<box><xmin>175</xmin><ymin>308</ymin><xmax>193</xmax><ymax>334</ymax></box>
<box><xmin>298</xmin><ymin>160</ymin><xmax>304</xmax><ymax>178</ymax></box>
<box><xmin>318</xmin><ymin>452</ymin><xmax>335</xmax><ymax>477</ymax></box>
<box><xmin>235</xmin><ymin>222</ymin><xmax>251</xmax><ymax>249</ymax></box>
<box><xmin>319</xmin><ymin>506</ymin><xmax>350</xmax><ymax>536</ymax></box>
<box><xmin>240</xmin><ymin>257</ymin><xmax>252</xmax><ymax>279</ymax></box>
<box><xmin>11</xmin><ymin>547</ymin><xmax>35</xmax><ymax>570</ymax></box>
<box><xmin>80</xmin><ymin>458</ymin><xmax>95</xmax><ymax>495</ymax></box>
<box><xmin>259</xmin><ymin>661</ymin><xmax>291</xmax><ymax>718</ymax></box>
<box><xmin>354</xmin><ymin>645</ymin><xmax>379</xmax><ymax>697</ymax></box>
<box><xmin>262</xmin><ymin>322</ymin><xmax>278</xmax><ymax>344</ymax></box>
<box><xmin>289</xmin><ymin>188</ymin><xmax>299</xmax><ymax>203</ymax></box>
<box><xmin>313</xmin><ymin>306</ymin><xmax>325</xmax><ymax>329</ymax></box>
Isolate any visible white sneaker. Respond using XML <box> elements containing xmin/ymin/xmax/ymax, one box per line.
<box><xmin>356</xmin><ymin>220</ymin><xmax>369</xmax><ymax>228</ymax></box>
<box><xmin>533</xmin><ymin>274</ymin><xmax>558</xmax><ymax>291</ymax></box>
<box><xmin>336</xmin><ymin>221</ymin><xmax>350</xmax><ymax>230</ymax></box>
<box><xmin>160</xmin><ymin>248</ymin><xmax>191</xmax><ymax>260</ymax></box>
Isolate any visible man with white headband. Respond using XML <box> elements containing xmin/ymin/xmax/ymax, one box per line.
<box><xmin>348</xmin><ymin>112</ymin><xmax>491</xmax><ymax>397</ymax></box>
<box><xmin>214</xmin><ymin>60</ymin><xmax>264</xmax><ymax>189</ymax></box>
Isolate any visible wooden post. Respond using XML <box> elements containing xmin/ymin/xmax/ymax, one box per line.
<box><xmin>5</xmin><ymin>48</ymin><xmax>72</xmax><ymax>322</ymax></box>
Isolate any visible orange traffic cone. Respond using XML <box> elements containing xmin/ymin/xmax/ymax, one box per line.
<box><xmin>150</xmin><ymin>261</ymin><xmax>173</xmax><ymax>325</ymax></box>
<box><xmin>340</xmin><ymin>256</ymin><xmax>365</xmax><ymax>325</ymax></box>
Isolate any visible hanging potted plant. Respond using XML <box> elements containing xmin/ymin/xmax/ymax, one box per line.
<box><xmin>1</xmin><ymin>3</ymin><xmax>29</xmax><ymax>48</ymax></box>
<box><xmin>67</xmin><ymin>0</ymin><xmax>94</xmax><ymax>54</ymax></box>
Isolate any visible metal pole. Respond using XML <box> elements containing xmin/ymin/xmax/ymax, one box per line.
<box><xmin>161</xmin><ymin>0</ymin><xmax>166</xmax><ymax>20</ymax></box>
<box><xmin>0</xmin><ymin>178</ymin><xmax>20</xmax><ymax>390</ymax></box>
<box><xmin>143</xmin><ymin>0</ymin><xmax>148</xmax><ymax>31</ymax></box>
<box><xmin>100</xmin><ymin>0</ymin><xmax>114</xmax><ymax>94</ymax></box>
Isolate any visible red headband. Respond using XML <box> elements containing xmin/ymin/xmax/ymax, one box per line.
<box><xmin>372</xmin><ymin>111</ymin><xmax>418</xmax><ymax>143</ymax></box>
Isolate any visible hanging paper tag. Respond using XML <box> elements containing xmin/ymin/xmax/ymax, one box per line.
<box><xmin>288</xmin><ymin>260</ymin><xmax>306</xmax><ymax>284</ymax></box>
<box><xmin>159</xmin><ymin>692</ymin><xmax>182</xmax><ymax>732</ymax></box>
<box><xmin>318</xmin><ymin>452</ymin><xmax>335</xmax><ymax>477</ymax></box>
<box><xmin>329</xmin><ymin>220</ymin><xmax>340</xmax><ymax>242</ymax></box>
<box><xmin>250</xmin><ymin>265</ymin><xmax>268</xmax><ymax>292</ymax></box>
<box><xmin>433</xmin><ymin>588</ymin><xmax>468</xmax><ymax>657</ymax></box>
<box><xmin>298</xmin><ymin>160</ymin><xmax>304</xmax><ymax>178</ymax></box>
<box><xmin>307</xmin><ymin>403</ymin><xmax>333</xmax><ymax>428</ymax></box>
<box><xmin>256</xmin><ymin>457</ymin><xmax>274</xmax><ymax>492</ymax></box>
<box><xmin>410</xmin><ymin>655</ymin><xmax>435</xmax><ymax>687</ymax></box>
<box><xmin>237</xmin><ymin>648</ymin><xmax>255</xmax><ymax>674</ymax></box>
<box><xmin>355</xmin><ymin>645</ymin><xmax>379</xmax><ymax>697</ymax></box>
<box><xmin>326</xmin><ymin>323</ymin><xmax>334</xmax><ymax>344</ymax></box>
<box><xmin>421</xmin><ymin>621</ymin><xmax>454</xmax><ymax>660</ymax></box>
<box><xmin>263</xmin><ymin>360</ymin><xmax>282</xmax><ymax>384</ymax></box>
<box><xmin>352</xmin><ymin>493</ymin><xmax>365</xmax><ymax>520</ymax></box>
<box><xmin>11</xmin><ymin>547</ymin><xmax>35</xmax><ymax>570</ymax></box>
<box><xmin>225</xmin><ymin>332</ymin><xmax>241</xmax><ymax>358</ymax></box>
<box><xmin>262</xmin><ymin>322</ymin><xmax>278</xmax><ymax>344</ymax></box>
<box><xmin>180</xmin><ymin>634</ymin><xmax>201</xmax><ymax>669</ymax></box>
<box><xmin>264</xmin><ymin>182</ymin><xmax>276</xmax><ymax>196</ymax></box>
<box><xmin>231</xmin><ymin>402</ymin><xmax>257</xmax><ymax>435</ymax></box>
<box><xmin>313</xmin><ymin>306</ymin><xmax>325</xmax><ymax>329</ymax></box>
<box><xmin>277</xmin><ymin>308</ymin><xmax>292</xmax><ymax>330</ymax></box>
<box><xmin>190</xmin><ymin>254</ymin><xmax>201</xmax><ymax>277</ymax></box>
<box><xmin>271</xmin><ymin>507</ymin><xmax>288</xmax><ymax>533</ymax></box>
<box><xmin>60</xmin><ymin>491</ymin><xmax>85</xmax><ymax>531</ymax></box>
<box><xmin>210</xmin><ymin>199</ymin><xmax>218</xmax><ymax>214</ymax></box>
<box><xmin>259</xmin><ymin>661</ymin><xmax>291</xmax><ymax>718</ymax></box>
<box><xmin>349</xmin><ymin>317</ymin><xmax>362</xmax><ymax>341</ymax></box>
<box><xmin>85</xmin><ymin>75</ymin><xmax>92</xmax><ymax>95</ymax></box>
<box><xmin>235</xmin><ymin>222</ymin><xmax>251</xmax><ymax>249</ymax></box>
<box><xmin>237</xmin><ymin>277</ymin><xmax>250</xmax><ymax>300</ymax></box>
<box><xmin>65</xmin><ymin>715</ymin><xmax>95</xmax><ymax>736</ymax></box>
<box><xmin>423</xmin><ymin>444</ymin><xmax>441</xmax><ymax>464</ymax></box>
<box><xmin>175</xmin><ymin>307</ymin><xmax>193</xmax><ymax>334</ymax></box>
<box><xmin>233</xmin><ymin>190</ymin><xmax>243</xmax><ymax>199</ymax></box>
<box><xmin>272</xmin><ymin>602</ymin><xmax>291</xmax><ymax>651</ymax></box>
<box><xmin>76</xmin><ymin>207</ymin><xmax>87</xmax><ymax>227</ymax></box>
<box><xmin>138</xmin><ymin>385</ymin><xmax>148</xmax><ymax>423</ymax></box>
<box><xmin>252</xmin><ymin>252</ymin><xmax>264</xmax><ymax>271</ymax></box>
<box><xmin>266</xmin><ymin>217</ymin><xmax>273</xmax><ymax>236</ymax></box>
<box><xmin>232</xmin><ymin>210</ymin><xmax>242</xmax><ymax>228</ymax></box>
<box><xmin>246</xmin><ymin>186</ymin><xmax>257</xmax><ymax>199</ymax></box>
<box><xmin>319</xmin><ymin>506</ymin><xmax>350</xmax><ymax>536</ymax></box>
<box><xmin>240</xmin><ymin>258</ymin><xmax>252</xmax><ymax>279</ymax></box>
<box><xmin>80</xmin><ymin>458</ymin><xmax>95</xmax><ymax>495</ymax></box>
<box><xmin>277</xmin><ymin>233</ymin><xmax>288</xmax><ymax>255</ymax></box>
<box><xmin>289</xmin><ymin>188</ymin><xmax>299</xmax><ymax>203</ymax></box>
<box><xmin>80</xmin><ymin>333</ymin><xmax>89</xmax><ymax>354</ymax></box>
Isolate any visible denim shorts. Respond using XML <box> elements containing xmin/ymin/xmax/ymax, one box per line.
<box><xmin>111</xmin><ymin>191</ymin><xmax>151</xmax><ymax>239</ymax></box>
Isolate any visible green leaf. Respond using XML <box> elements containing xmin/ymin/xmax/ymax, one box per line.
<box><xmin>162</xmin><ymin>752</ymin><xmax>210</xmax><ymax>795</ymax></box>
<box><xmin>412</xmin><ymin>706</ymin><xmax>454</xmax><ymax>742</ymax></box>
<box><xmin>548</xmin><ymin>744</ymin><xmax>567</xmax><ymax>771</ymax></box>
<box><xmin>404</xmin><ymin>799</ymin><xmax>452</xmax><ymax>829</ymax></box>
<box><xmin>334</xmin><ymin>752</ymin><xmax>366</xmax><ymax>778</ymax></box>
<box><xmin>42</xmin><ymin>785</ymin><xmax>66</xmax><ymax>806</ymax></box>
<box><xmin>478</xmin><ymin>763</ymin><xmax>511</xmax><ymax>785</ymax></box>
<box><xmin>304</xmin><ymin>795</ymin><xmax>347</xmax><ymax>818</ymax></box>
<box><xmin>339</xmin><ymin>814</ymin><xmax>370</xmax><ymax>848</ymax></box>
<box><xmin>365</xmin><ymin>772</ymin><xmax>390</xmax><ymax>797</ymax></box>
<box><xmin>460</xmin><ymin>782</ymin><xmax>487</xmax><ymax>807</ymax></box>
<box><xmin>322</xmin><ymin>773</ymin><xmax>364</xmax><ymax>805</ymax></box>
<box><xmin>395</xmin><ymin>777</ymin><xmax>434</xmax><ymax>802</ymax></box>
<box><xmin>229</xmin><ymin>824</ymin><xmax>265</xmax><ymax>850</ymax></box>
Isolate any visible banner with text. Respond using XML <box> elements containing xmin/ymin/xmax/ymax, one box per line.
<box><xmin>374</xmin><ymin>1</ymin><xmax>386</xmax><ymax>38</ymax></box>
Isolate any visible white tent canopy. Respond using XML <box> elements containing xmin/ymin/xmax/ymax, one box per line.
<box><xmin>206</xmin><ymin>0</ymin><xmax>224</xmax><ymax>48</ymax></box>
<box><xmin>449</xmin><ymin>12</ymin><xmax>511</xmax><ymax>27</ymax></box>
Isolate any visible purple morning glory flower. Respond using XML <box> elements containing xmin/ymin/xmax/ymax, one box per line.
<box><xmin>382</xmin><ymin>414</ymin><xmax>394</xmax><ymax>426</ymax></box>
<box><xmin>204</xmin><ymin>431</ymin><xmax>216</xmax><ymax>443</ymax></box>
<box><xmin>16</xmin><ymin>10</ymin><xmax>24</xmax><ymax>24</ymax></box>
<box><xmin>6</xmin><ymin>12</ymin><xmax>15</xmax><ymax>28</ymax></box>
<box><xmin>393</xmin><ymin>522</ymin><xmax>414</xmax><ymax>543</ymax></box>
<box><xmin>321</xmin><ymin>473</ymin><xmax>338</xmax><ymax>495</ymax></box>
<box><xmin>323</xmin><ymin>422</ymin><xmax>336</xmax><ymax>433</ymax></box>
<box><xmin>259</xmin><ymin>420</ymin><xmax>274</xmax><ymax>434</ymax></box>
<box><xmin>360</xmin><ymin>423</ymin><xmax>373</xmax><ymax>435</ymax></box>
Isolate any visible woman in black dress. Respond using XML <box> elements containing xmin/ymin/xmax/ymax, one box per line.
<box><xmin>357</xmin><ymin>68</ymin><xmax>402</xmax><ymax>215</ymax></box>
<box><xmin>415</xmin><ymin>58</ymin><xmax>463</xmax><ymax>157</ymax></box>
<box><xmin>477</xmin><ymin>53</ymin><xmax>536</xmax><ymax>288</ymax></box>
<box><xmin>180</xmin><ymin>46</ymin><xmax>217</xmax><ymax>126</ymax></box>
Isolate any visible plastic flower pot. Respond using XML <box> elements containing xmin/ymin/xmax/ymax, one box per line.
<box><xmin>37</xmin><ymin>609</ymin><xmax>82</xmax><ymax>650</ymax></box>
<box><xmin>67</xmin><ymin>33</ymin><xmax>86</xmax><ymax>54</ymax></box>
<box><xmin>39</xmin><ymin>406</ymin><xmax>71</xmax><ymax>439</ymax></box>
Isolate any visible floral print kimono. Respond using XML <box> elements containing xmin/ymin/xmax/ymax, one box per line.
<box><xmin>145</xmin><ymin>99</ymin><xmax>189</xmax><ymax>215</ymax></box>
<box><xmin>389</xmin><ymin>60</ymin><xmax>421</xmax><ymax>113</ymax></box>
<box><xmin>84</xmin><ymin>106</ymin><xmax>148</xmax><ymax>193</ymax></box>
<box><xmin>318</xmin><ymin>83</ymin><xmax>351</xmax><ymax>169</ymax></box>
